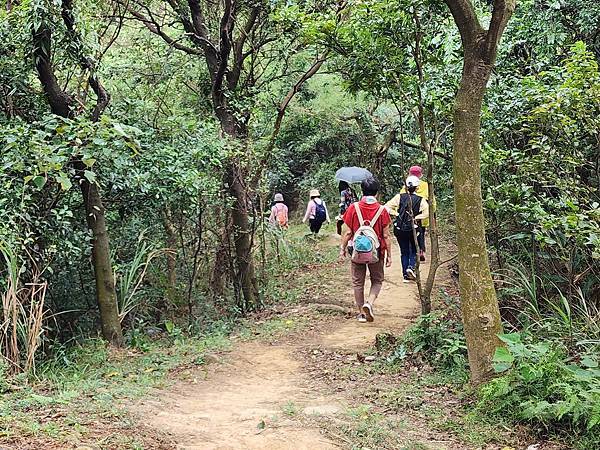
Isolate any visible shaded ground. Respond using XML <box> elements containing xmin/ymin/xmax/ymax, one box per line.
<box><xmin>131</xmin><ymin>236</ymin><xmax>466</xmax><ymax>449</ymax></box>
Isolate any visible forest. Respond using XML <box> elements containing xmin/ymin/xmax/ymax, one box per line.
<box><xmin>0</xmin><ymin>0</ymin><xmax>599</xmax><ymax>448</ymax></box>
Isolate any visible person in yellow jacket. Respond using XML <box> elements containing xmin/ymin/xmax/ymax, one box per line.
<box><xmin>385</xmin><ymin>165</ymin><xmax>435</xmax><ymax>261</ymax></box>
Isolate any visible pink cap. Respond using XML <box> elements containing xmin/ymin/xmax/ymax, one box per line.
<box><xmin>409</xmin><ymin>165</ymin><xmax>423</xmax><ymax>177</ymax></box>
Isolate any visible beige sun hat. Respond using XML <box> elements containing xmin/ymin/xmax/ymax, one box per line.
<box><xmin>274</xmin><ymin>193</ymin><xmax>284</xmax><ymax>202</ymax></box>
<box><xmin>309</xmin><ymin>189</ymin><xmax>320</xmax><ymax>197</ymax></box>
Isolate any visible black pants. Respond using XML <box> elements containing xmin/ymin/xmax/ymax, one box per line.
<box><xmin>417</xmin><ymin>226</ymin><xmax>426</xmax><ymax>252</ymax></box>
<box><xmin>309</xmin><ymin>219</ymin><xmax>324</xmax><ymax>234</ymax></box>
<box><xmin>336</xmin><ymin>219</ymin><xmax>344</xmax><ymax>235</ymax></box>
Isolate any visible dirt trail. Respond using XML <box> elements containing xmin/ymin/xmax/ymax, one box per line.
<box><xmin>133</xmin><ymin>236</ymin><xmax>427</xmax><ymax>449</ymax></box>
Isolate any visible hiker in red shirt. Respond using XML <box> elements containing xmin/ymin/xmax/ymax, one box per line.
<box><xmin>340</xmin><ymin>177</ymin><xmax>392</xmax><ymax>323</ymax></box>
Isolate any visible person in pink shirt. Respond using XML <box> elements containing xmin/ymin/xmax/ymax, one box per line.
<box><xmin>302</xmin><ymin>189</ymin><xmax>330</xmax><ymax>235</ymax></box>
<box><xmin>269</xmin><ymin>193</ymin><xmax>289</xmax><ymax>228</ymax></box>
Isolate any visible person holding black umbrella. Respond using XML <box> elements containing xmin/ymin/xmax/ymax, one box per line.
<box><xmin>336</xmin><ymin>181</ymin><xmax>357</xmax><ymax>235</ymax></box>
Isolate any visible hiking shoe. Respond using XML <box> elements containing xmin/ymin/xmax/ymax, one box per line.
<box><xmin>406</xmin><ymin>268</ymin><xmax>416</xmax><ymax>280</ymax></box>
<box><xmin>420</xmin><ymin>251</ymin><xmax>426</xmax><ymax>262</ymax></box>
<box><xmin>357</xmin><ymin>314</ymin><xmax>367</xmax><ymax>323</ymax></box>
<box><xmin>402</xmin><ymin>277</ymin><xmax>410</xmax><ymax>283</ymax></box>
<box><xmin>362</xmin><ymin>303</ymin><xmax>374</xmax><ymax>322</ymax></box>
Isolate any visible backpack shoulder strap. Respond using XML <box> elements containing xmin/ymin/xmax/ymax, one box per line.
<box><xmin>370</xmin><ymin>205</ymin><xmax>385</xmax><ymax>227</ymax></box>
<box><xmin>412</xmin><ymin>194</ymin><xmax>422</xmax><ymax>212</ymax></box>
<box><xmin>354</xmin><ymin>202</ymin><xmax>365</xmax><ymax>226</ymax></box>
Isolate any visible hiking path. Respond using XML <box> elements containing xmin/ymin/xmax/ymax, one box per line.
<box><xmin>131</xmin><ymin>234</ymin><xmax>458</xmax><ymax>450</ymax></box>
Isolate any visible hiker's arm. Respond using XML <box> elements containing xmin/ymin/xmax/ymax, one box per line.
<box><xmin>415</xmin><ymin>199</ymin><xmax>429</xmax><ymax>221</ymax></box>
<box><xmin>383</xmin><ymin>225</ymin><xmax>392</xmax><ymax>267</ymax></box>
<box><xmin>302</xmin><ymin>202</ymin><xmax>311</xmax><ymax>223</ymax></box>
<box><xmin>340</xmin><ymin>227</ymin><xmax>352</xmax><ymax>258</ymax></box>
<box><xmin>384</xmin><ymin>194</ymin><xmax>400</xmax><ymax>216</ymax></box>
<box><xmin>268</xmin><ymin>207</ymin><xmax>276</xmax><ymax>224</ymax></box>
<box><xmin>325</xmin><ymin>202</ymin><xmax>331</xmax><ymax>223</ymax></box>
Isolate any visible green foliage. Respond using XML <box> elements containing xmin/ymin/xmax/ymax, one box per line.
<box><xmin>389</xmin><ymin>298</ymin><xmax>468</xmax><ymax>379</ymax></box>
<box><xmin>484</xmin><ymin>43</ymin><xmax>600</xmax><ymax>331</ymax></box>
<box><xmin>480</xmin><ymin>332</ymin><xmax>600</xmax><ymax>447</ymax></box>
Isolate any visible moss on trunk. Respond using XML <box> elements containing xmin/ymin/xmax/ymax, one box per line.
<box><xmin>452</xmin><ymin>52</ymin><xmax>503</xmax><ymax>384</ymax></box>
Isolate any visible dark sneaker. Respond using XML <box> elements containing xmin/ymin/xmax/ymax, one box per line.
<box><xmin>362</xmin><ymin>303</ymin><xmax>374</xmax><ymax>322</ymax></box>
<box><xmin>357</xmin><ymin>314</ymin><xmax>367</xmax><ymax>323</ymax></box>
<box><xmin>406</xmin><ymin>268</ymin><xmax>416</xmax><ymax>280</ymax></box>
<box><xmin>420</xmin><ymin>251</ymin><xmax>426</xmax><ymax>262</ymax></box>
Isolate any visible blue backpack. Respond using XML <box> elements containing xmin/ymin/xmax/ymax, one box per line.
<box><xmin>313</xmin><ymin>200</ymin><xmax>327</xmax><ymax>223</ymax></box>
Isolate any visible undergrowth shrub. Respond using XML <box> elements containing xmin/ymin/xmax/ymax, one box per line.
<box><xmin>479</xmin><ymin>332</ymin><xmax>600</xmax><ymax>448</ymax></box>
<box><xmin>387</xmin><ymin>294</ymin><xmax>468</xmax><ymax>380</ymax></box>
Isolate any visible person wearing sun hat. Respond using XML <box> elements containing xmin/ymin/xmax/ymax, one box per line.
<box><xmin>389</xmin><ymin>175</ymin><xmax>429</xmax><ymax>281</ymax></box>
<box><xmin>269</xmin><ymin>193</ymin><xmax>289</xmax><ymax>228</ymax></box>
<box><xmin>386</xmin><ymin>165</ymin><xmax>435</xmax><ymax>261</ymax></box>
<box><xmin>302</xmin><ymin>188</ymin><xmax>330</xmax><ymax>235</ymax></box>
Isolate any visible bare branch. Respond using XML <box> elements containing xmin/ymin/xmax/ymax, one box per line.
<box><xmin>97</xmin><ymin>2</ymin><xmax>126</xmax><ymax>63</ymax></box>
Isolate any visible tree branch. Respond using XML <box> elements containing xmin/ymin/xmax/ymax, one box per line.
<box><xmin>124</xmin><ymin>4</ymin><xmax>203</xmax><ymax>55</ymax></box>
<box><xmin>213</xmin><ymin>0</ymin><xmax>234</xmax><ymax>95</ymax></box>
<box><xmin>250</xmin><ymin>53</ymin><xmax>329</xmax><ymax>185</ymax></box>
<box><xmin>399</xmin><ymin>139</ymin><xmax>452</xmax><ymax>161</ymax></box>
<box><xmin>485</xmin><ymin>0</ymin><xmax>516</xmax><ymax>62</ymax></box>
<box><xmin>32</xmin><ymin>23</ymin><xmax>74</xmax><ymax>117</ymax></box>
<box><xmin>229</xmin><ymin>5</ymin><xmax>261</xmax><ymax>90</ymax></box>
<box><xmin>187</xmin><ymin>0</ymin><xmax>211</xmax><ymax>42</ymax></box>
<box><xmin>443</xmin><ymin>0</ymin><xmax>484</xmax><ymax>48</ymax></box>
<box><xmin>61</xmin><ymin>0</ymin><xmax>110</xmax><ymax>121</ymax></box>
<box><xmin>184</xmin><ymin>0</ymin><xmax>220</xmax><ymax>62</ymax></box>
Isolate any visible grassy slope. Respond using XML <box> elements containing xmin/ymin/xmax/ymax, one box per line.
<box><xmin>0</xmin><ymin>223</ymin><xmax>339</xmax><ymax>449</ymax></box>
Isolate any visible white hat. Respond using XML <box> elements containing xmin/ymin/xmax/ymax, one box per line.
<box><xmin>406</xmin><ymin>175</ymin><xmax>421</xmax><ymax>188</ymax></box>
<box><xmin>309</xmin><ymin>189</ymin><xmax>320</xmax><ymax>197</ymax></box>
<box><xmin>274</xmin><ymin>193</ymin><xmax>284</xmax><ymax>202</ymax></box>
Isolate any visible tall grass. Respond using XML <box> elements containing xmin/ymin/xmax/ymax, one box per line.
<box><xmin>115</xmin><ymin>234</ymin><xmax>164</xmax><ymax>322</ymax></box>
<box><xmin>0</xmin><ymin>243</ymin><xmax>47</xmax><ymax>376</ymax></box>
<box><xmin>497</xmin><ymin>260</ymin><xmax>600</xmax><ymax>351</ymax></box>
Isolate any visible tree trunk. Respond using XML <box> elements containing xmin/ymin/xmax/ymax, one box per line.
<box><xmin>163</xmin><ymin>206</ymin><xmax>178</xmax><ymax>302</ymax></box>
<box><xmin>210</xmin><ymin>212</ymin><xmax>229</xmax><ymax>298</ymax></box>
<box><xmin>411</xmin><ymin>9</ymin><xmax>438</xmax><ymax>315</ymax></box>
<box><xmin>32</xmin><ymin>25</ymin><xmax>73</xmax><ymax>118</ymax></box>
<box><xmin>373</xmin><ymin>128</ymin><xmax>396</xmax><ymax>182</ymax></box>
<box><xmin>216</xmin><ymin>109</ymin><xmax>260</xmax><ymax>310</ymax></box>
<box><xmin>77</xmin><ymin>163</ymin><xmax>123</xmax><ymax>346</ymax></box>
<box><xmin>453</xmin><ymin>51</ymin><xmax>503</xmax><ymax>383</ymax></box>
<box><xmin>33</xmin><ymin>19</ymin><xmax>123</xmax><ymax>346</ymax></box>
<box><xmin>225</xmin><ymin>160</ymin><xmax>260</xmax><ymax>311</ymax></box>
<box><xmin>421</xmin><ymin>147</ymin><xmax>440</xmax><ymax>313</ymax></box>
